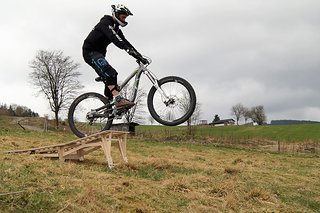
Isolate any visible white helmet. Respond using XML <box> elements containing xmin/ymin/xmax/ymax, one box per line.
<box><xmin>111</xmin><ymin>4</ymin><xmax>133</xmax><ymax>27</ymax></box>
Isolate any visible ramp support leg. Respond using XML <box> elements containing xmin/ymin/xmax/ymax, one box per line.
<box><xmin>101</xmin><ymin>136</ymin><xmax>114</xmax><ymax>168</ymax></box>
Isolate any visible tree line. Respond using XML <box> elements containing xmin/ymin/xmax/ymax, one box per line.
<box><xmin>0</xmin><ymin>103</ymin><xmax>39</xmax><ymax>117</ymax></box>
<box><xmin>231</xmin><ymin>103</ymin><xmax>267</xmax><ymax>125</ymax></box>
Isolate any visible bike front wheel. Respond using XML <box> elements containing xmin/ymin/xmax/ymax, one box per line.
<box><xmin>147</xmin><ymin>76</ymin><xmax>196</xmax><ymax>126</ymax></box>
<box><xmin>68</xmin><ymin>92</ymin><xmax>113</xmax><ymax>138</ymax></box>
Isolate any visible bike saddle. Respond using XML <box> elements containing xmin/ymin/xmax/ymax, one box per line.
<box><xmin>95</xmin><ymin>76</ymin><xmax>106</xmax><ymax>82</ymax></box>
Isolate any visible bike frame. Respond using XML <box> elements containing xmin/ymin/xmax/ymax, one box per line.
<box><xmin>117</xmin><ymin>62</ymin><xmax>169</xmax><ymax>103</ymax></box>
<box><xmin>69</xmin><ymin>57</ymin><xmax>196</xmax><ymax>137</ymax></box>
<box><xmin>92</xmin><ymin>60</ymin><xmax>171</xmax><ymax>118</ymax></box>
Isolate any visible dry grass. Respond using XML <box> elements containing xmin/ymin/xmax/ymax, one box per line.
<box><xmin>1</xmin><ymin>137</ymin><xmax>319</xmax><ymax>212</ymax></box>
<box><xmin>0</xmin><ymin>117</ymin><xmax>320</xmax><ymax>212</ymax></box>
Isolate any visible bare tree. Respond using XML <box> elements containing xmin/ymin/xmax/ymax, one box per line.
<box><xmin>185</xmin><ymin>102</ymin><xmax>201</xmax><ymax>136</ymax></box>
<box><xmin>178</xmin><ymin>91</ymin><xmax>199</xmax><ymax>126</ymax></box>
<box><xmin>188</xmin><ymin>102</ymin><xmax>201</xmax><ymax>125</ymax></box>
<box><xmin>231</xmin><ymin>103</ymin><xmax>245</xmax><ymax>125</ymax></box>
<box><xmin>29</xmin><ymin>50</ymin><xmax>83</xmax><ymax>128</ymax></box>
<box><xmin>250</xmin><ymin>105</ymin><xmax>267</xmax><ymax>125</ymax></box>
<box><xmin>243</xmin><ymin>107</ymin><xmax>251</xmax><ymax>124</ymax></box>
<box><xmin>120</xmin><ymin>83</ymin><xmax>146</xmax><ymax>123</ymax></box>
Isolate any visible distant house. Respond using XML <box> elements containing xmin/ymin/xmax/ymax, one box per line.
<box><xmin>209</xmin><ymin>119</ymin><xmax>235</xmax><ymax>126</ymax></box>
<box><xmin>198</xmin><ymin>120</ymin><xmax>208</xmax><ymax>125</ymax></box>
<box><xmin>243</xmin><ymin>122</ymin><xmax>258</xmax><ymax>126</ymax></box>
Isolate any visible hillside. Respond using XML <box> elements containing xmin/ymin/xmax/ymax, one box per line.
<box><xmin>271</xmin><ymin>120</ymin><xmax>320</xmax><ymax>125</ymax></box>
<box><xmin>137</xmin><ymin>124</ymin><xmax>320</xmax><ymax>141</ymax></box>
<box><xmin>1</xmin><ymin>115</ymin><xmax>320</xmax><ymax>212</ymax></box>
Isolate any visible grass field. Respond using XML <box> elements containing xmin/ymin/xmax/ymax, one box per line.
<box><xmin>1</xmin><ymin>116</ymin><xmax>320</xmax><ymax>212</ymax></box>
<box><xmin>136</xmin><ymin>124</ymin><xmax>320</xmax><ymax>142</ymax></box>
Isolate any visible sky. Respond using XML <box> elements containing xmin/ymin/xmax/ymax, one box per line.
<box><xmin>1</xmin><ymin>0</ymin><xmax>320</xmax><ymax>124</ymax></box>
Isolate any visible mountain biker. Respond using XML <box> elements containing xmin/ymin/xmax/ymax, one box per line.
<box><xmin>82</xmin><ymin>4</ymin><xmax>148</xmax><ymax>108</ymax></box>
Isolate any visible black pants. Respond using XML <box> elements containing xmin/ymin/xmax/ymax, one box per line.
<box><xmin>83</xmin><ymin>51</ymin><xmax>118</xmax><ymax>85</ymax></box>
<box><xmin>83</xmin><ymin>51</ymin><xmax>118</xmax><ymax>98</ymax></box>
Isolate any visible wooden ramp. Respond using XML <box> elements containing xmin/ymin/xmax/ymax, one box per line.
<box><xmin>6</xmin><ymin>130</ymin><xmax>129</xmax><ymax>169</ymax></box>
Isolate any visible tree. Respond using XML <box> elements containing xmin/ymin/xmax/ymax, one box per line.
<box><xmin>14</xmin><ymin>105</ymin><xmax>24</xmax><ymax>117</ymax></box>
<box><xmin>189</xmin><ymin>102</ymin><xmax>201</xmax><ymax>125</ymax></box>
<box><xmin>178</xmin><ymin>91</ymin><xmax>200</xmax><ymax>127</ymax></box>
<box><xmin>1</xmin><ymin>104</ymin><xmax>39</xmax><ymax>117</ymax></box>
<box><xmin>120</xmin><ymin>82</ymin><xmax>146</xmax><ymax>123</ymax></box>
<box><xmin>0</xmin><ymin>104</ymin><xmax>9</xmax><ymax>115</ymax></box>
<box><xmin>213</xmin><ymin>114</ymin><xmax>220</xmax><ymax>122</ymax></box>
<box><xmin>243</xmin><ymin>107</ymin><xmax>251</xmax><ymax>124</ymax></box>
<box><xmin>29</xmin><ymin>50</ymin><xmax>83</xmax><ymax>128</ymax></box>
<box><xmin>8</xmin><ymin>105</ymin><xmax>15</xmax><ymax>116</ymax></box>
<box><xmin>231</xmin><ymin>103</ymin><xmax>245</xmax><ymax>125</ymax></box>
<box><xmin>185</xmin><ymin>101</ymin><xmax>201</xmax><ymax>128</ymax></box>
<box><xmin>250</xmin><ymin>105</ymin><xmax>267</xmax><ymax>125</ymax></box>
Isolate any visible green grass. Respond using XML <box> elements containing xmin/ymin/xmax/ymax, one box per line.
<box><xmin>1</xmin><ymin>115</ymin><xmax>320</xmax><ymax>212</ymax></box>
<box><xmin>136</xmin><ymin>124</ymin><xmax>320</xmax><ymax>142</ymax></box>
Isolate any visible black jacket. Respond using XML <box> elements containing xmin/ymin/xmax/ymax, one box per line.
<box><xmin>83</xmin><ymin>15</ymin><xmax>134</xmax><ymax>56</ymax></box>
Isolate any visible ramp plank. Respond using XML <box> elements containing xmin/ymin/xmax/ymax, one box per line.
<box><xmin>5</xmin><ymin>130</ymin><xmax>129</xmax><ymax>168</ymax></box>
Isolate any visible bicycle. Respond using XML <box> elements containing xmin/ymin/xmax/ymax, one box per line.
<box><xmin>68</xmin><ymin>56</ymin><xmax>197</xmax><ymax>138</ymax></box>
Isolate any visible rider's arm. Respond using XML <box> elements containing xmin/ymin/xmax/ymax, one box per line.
<box><xmin>117</xmin><ymin>29</ymin><xmax>136</xmax><ymax>50</ymax></box>
<box><xmin>98</xmin><ymin>18</ymin><xmax>130</xmax><ymax>50</ymax></box>
<box><xmin>117</xmin><ymin>29</ymin><xmax>148</xmax><ymax>64</ymax></box>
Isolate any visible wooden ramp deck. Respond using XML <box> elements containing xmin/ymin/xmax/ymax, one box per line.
<box><xmin>6</xmin><ymin>130</ymin><xmax>129</xmax><ymax>169</ymax></box>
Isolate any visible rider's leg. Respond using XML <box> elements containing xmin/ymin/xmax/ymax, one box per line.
<box><xmin>84</xmin><ymin>51</ymin><xmax>117</xmax><ymax>98</ymax></box>
<box><xmin>83</xmin><ymin>51</ymin><xmax>134</xmax><ymax>108</ymax></box>
<box><xmin>108</xmin><ymin>85</ymin><xmax>119</xmax><ymax>96</ymax></box>
<box><xmin>107</xmin><ymin>84</ymin><xmax>135</xmax><ymax>108</ymax></box>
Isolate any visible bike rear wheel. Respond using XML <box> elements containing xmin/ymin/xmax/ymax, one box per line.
<box><xmin>68</xmin><ymin>92</ymin><xmax>113</xmax><ymax>138</ymax></box>
<box><xmin>147</xmin><ymin>76</ymin><xmax>196</xmax><ymax>126</ymax></box>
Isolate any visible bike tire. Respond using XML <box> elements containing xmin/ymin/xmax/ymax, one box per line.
<box><xmin>68</xmin><ymin>92</ymin><xmax>113</xmax><ymax>138</ymax></box>
<box><xmin>147</xmin><ymin>76</ymin><xmax>196</xmax><ymax>126</ymax></box>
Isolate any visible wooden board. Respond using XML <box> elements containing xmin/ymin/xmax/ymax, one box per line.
<box><xmin>6</xmin><ymin>130</ymin><xmax>129</xmax><ymax>169</ymax></box>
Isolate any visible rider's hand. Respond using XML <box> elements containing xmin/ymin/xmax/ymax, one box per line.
<box><xmin>140</xmin><ymin>57</ymin><xmax>149</xmax><ymax>65</ymax></box>
<box><xmin>127</xmin><ymin>48</ymin><xmax>148</xmax><ymax>64</ymax></box>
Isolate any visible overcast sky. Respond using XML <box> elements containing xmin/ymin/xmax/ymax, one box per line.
<box><xmin>1</xmin><ymin>0</ymin><xmax>320</xmax><ymax>123</ymax></box>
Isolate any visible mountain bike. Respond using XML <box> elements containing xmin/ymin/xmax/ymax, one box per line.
<box><xmin>68</xmin><ymin>56</ymin><xmax>196</xmax><ymax>138</ymax></box>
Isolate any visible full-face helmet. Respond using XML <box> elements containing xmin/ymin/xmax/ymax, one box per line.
<box><xmin>111</xmin><ymin>4</ymin><xmax>133</xmax><ymax>27</ymax></box>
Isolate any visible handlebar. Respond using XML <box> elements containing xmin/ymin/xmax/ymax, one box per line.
<box><xmin>136</xmin><ymin>55</ymin><xmax>151</xmax><ymax>66</ymax></box>
<box><xmin>127</xmin><ymin>48</ymin><xmax>151</xmax><ymax>65</ymax></box>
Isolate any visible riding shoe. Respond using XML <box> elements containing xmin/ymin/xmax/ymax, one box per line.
<box><xmin>115</xmin><ymin>98</ymin><xmax>135</xmax><ymax>109</ymax></box>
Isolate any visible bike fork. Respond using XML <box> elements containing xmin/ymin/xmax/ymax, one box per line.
<box><xmin>144</xmin><ymin>70</ymin><xmax>170</xmax><ymax>101</ymax></box>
